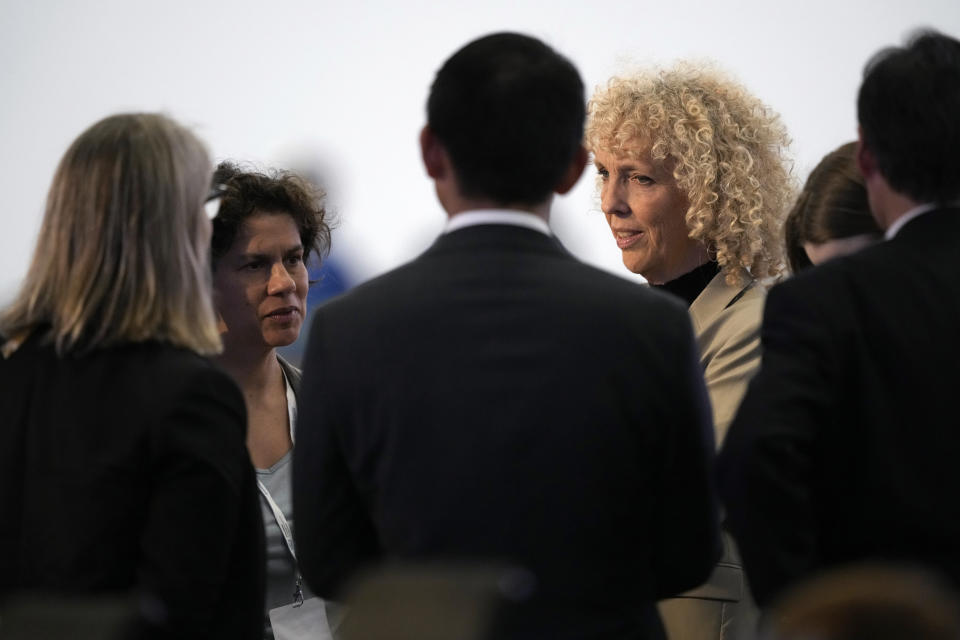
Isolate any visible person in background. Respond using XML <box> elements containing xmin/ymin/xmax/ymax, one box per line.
<box><xmin>0</xmin><ymin>113</ymin><xmax>263</xmax><ymax>639</ymax></box>
<box><xmin>209</xmin><ymin>162</ymin><xmax>333</xmax><ymax>639</ymax></box>
<box><xmin>586</xmin><ymin>62</ymin><xmax>795</xmax><ymax>640</ymax></box>
<box><xmin>784</xmin><ymin>142</ymin><xmax>881</xmax><ymax>273</ymax></box>
<box><xmin>720</xmin><ymin>29</ymin><xmax>960</xmax><ymax>608</ymax></box>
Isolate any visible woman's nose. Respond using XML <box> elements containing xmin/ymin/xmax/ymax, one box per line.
<box><xmin>267</xmin><ymin>263</ymin><xmax>295</xmax><ymax>295</ymax></box>
<box><xmin>600</xmin><ymin>181</ymin><xmax>629</xmax><ymax>217</ymax></box>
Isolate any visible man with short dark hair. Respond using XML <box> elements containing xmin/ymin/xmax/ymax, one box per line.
<box><xmin>719</xmin><ymin>30</ymin><xmax>960</xmax><ymax>608</ymax></box>
<box><xmin>294</xmin><ymin>32</ymin><xmax>720</xmax><ymax>638</ymax></box>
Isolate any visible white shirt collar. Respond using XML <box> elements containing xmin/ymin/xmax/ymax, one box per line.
<box><xmin>884</xmin><ymin>203</ymin><xmax>939</xmax><ymax>240</ymax></box>
<box><xmin>444</xmin><ymin>209</ymin><xmax>551</xmax><ymax>236</ymax></box>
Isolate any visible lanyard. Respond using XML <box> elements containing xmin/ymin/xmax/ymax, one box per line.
<box><xmin>257</xmin><ymin>365</ymin><xmax>304</xmax><ymax>606</ymax></box>
<box><xmin>258</xmin><ymin>478</ymin><xmax>304</xmax><ymax>607</ymax></box>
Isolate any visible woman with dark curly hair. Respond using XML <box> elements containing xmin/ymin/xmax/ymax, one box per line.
<box><xmin>587</xmin><ymin>62</ymin><xmax>796</xmax><ymax>640</ymax></box>
<box><xmin>209</xmin><ymin>162</ymin><xmax>333</xmax><ymax>640</ymax></box>
<box><xmin>785</xmin><ymin>142</ymin><xmax>880</xmax><ymax>273</ymax></box>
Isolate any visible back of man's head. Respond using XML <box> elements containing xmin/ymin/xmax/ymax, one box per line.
<box><xmin>858</xmin><ymin>29</ymin><xmax>960</xmax><ymax>204</ymax></box>
<box><xmin>427</xmin><ymin>32</ymin><xmax>585</xmax><ymax>206</ymax></box>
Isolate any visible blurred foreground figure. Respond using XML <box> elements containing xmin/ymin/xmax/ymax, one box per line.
<box><xmin>0</xmin><ymin>113</ymin><xmax>264</xmax><ymax>638</ymax></box>
<box><xmin>764</xmin><ymin>565</ymin><xmax>960</xmax><ymax>640</ymax></box>
<box><xmin>294</xmin><ymin>32</ymin><xmax>720</xmax><ymax>640</ymax></box>
<box><xmin>720</xmin><ymin>29</ymin><xmax>960</xmax><ymax>607</ymax></box>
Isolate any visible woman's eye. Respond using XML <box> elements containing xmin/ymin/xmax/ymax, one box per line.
<box><xmin>631</xmin><ymin>174</ymin><xmax>654</xmax><ymax>185</ymax></box>
<box><xmin>596</xmin><ymin>168</ymin><xmax>609</xmax><ymax>180</ymax></box>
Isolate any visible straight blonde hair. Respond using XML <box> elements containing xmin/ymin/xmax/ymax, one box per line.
<box><xmin>0</xmin><ymin>113</ymin><xmax>222</xmax><ymax>356</ymax></box>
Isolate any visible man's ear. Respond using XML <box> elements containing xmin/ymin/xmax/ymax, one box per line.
<box><xmin>420</xmin><ymin>125</ymin><xmax>447</xmax><ymax>180</ymax></box>
<box><xmin>856</xmin><ymin>127</ymin><xmax>877</xmax><ymax>179</ymax></box>
<box><xmin>555</xmin><ymin>145</ymin><xmax>589</xmax><ymax>195</ymax></box>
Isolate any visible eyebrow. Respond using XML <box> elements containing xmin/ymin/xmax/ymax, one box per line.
<box><xmin>237</xmin><ymin>245</ymin><xmax>304</xmax><ymax>261</ymax></box>
<box><xmin>595</xmin><ymin>160</ymin><xmax>647</xmax><ymax>173</ymax></box>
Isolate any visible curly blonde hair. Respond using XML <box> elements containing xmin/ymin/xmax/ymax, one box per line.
<box><xmin>586</xmin><ymin>62</ymin><xmax>796</xmax><ymax>284</ymax></box>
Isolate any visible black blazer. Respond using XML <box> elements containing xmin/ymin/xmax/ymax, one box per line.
<box><xmin>719</xmin><ymin>207</ymin><xmax>960</xmax><ymax>606</ymax></box>
<box><xmin>294</xmin><ymin>223</ymin><xmax>720</xmax><ymax>638</ymax></box>
<box><xmin>0</xmin><ymin>334</ymin><xmax>265</xmax><ymax>639</ymax></box>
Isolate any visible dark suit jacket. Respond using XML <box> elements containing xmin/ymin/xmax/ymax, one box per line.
<box><xmin>0</xmin><ymin>334</ymin><xmax>265</xmax><ymax>639</ymax></box>
<box><xmin>294</xmin><ymin>223</ymin><xmax>720</xmax><ymax>638</ymax></box>
<box><xmin>719</xmin><ymin>207</ymin><xmax>960</xmax><ymax>607</ymax></box>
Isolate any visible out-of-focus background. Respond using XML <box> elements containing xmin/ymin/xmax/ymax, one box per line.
<box><xmin>3</xmin><ymin>0</ymin><xmax>959</xmax><ymax>360</ymax></box>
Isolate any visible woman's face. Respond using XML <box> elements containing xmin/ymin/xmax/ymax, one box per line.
<box><xmin>213</xmin><ymin>211</ymin><xmax>308</xmax><ymax>354</ymax></box>
<box><xmin>594</xmin><ymin>141</ymin><xmax>705</xmax><ymax>284</ymax></box>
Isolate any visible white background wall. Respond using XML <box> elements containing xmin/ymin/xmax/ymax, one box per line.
<box><xmin>2</xmin><ymin>0</ymin><xmax>959</xmax><ymax>305</ymax></box>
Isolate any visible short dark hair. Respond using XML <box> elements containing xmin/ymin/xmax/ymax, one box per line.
<box><xmin>210</xmin><ymin>161</ymin><xmax>331</xmax><ymax>268</ymax></box>
<box><xmin>784</xmin><ymin>142</ymin><xmax>880</xmax><ymax>273</ymax></box>
<box><xmin>857</xmin><ymin>29</ymin><xmax>960</xmax><ymax>203</ymax></box>
<box><xmin>427</xmin><ymin>32</ymin><xmax>585</xmax><ymax>206</ymax></box>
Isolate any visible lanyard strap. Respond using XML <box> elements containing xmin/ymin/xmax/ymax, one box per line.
<box><xmin>257</xmin><ymin>478</ymin><xmax>305</xmax><ymax>607</ymax></box>
<box><xmin>257</xmin><ymin>479</ymin><xmax>297</xmax><ymax>562</ymax></box>
<box><xmin>258</xmin><ymin>363</ymin><xmax>304</xmax><ymax>606</ymax></box>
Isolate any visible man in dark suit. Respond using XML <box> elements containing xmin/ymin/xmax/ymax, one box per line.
<box><xmin>293</xmin><ymin>32</ymin><xmax>720</xmax><ymax>639</ymax></box>
<box><xmin>719</xmin><ymin>30</ymin><xmax>960</xmax><ymax>608</ymax></box>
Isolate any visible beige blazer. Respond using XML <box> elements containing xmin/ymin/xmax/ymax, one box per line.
<box><xmin>689</xmin><ymin>270</ymin><xmax>765</xmax><ymax>447</ymax></box>
<box><xmin>658</xmin><ymin>269</ymin><xmax>764</xmax><ymax>640</ymax></box>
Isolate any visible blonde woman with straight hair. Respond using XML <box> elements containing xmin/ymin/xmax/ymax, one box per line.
<box><xmin>0</xmin><ymin>113</ymin><xmax>264</xmax><ymax>639</ymax></box>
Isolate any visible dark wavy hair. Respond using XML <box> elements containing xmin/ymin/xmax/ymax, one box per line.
<box><xmin>427</xmin><ymin>32</ymin><xmax>585</xmax><ymax>206</ymax></box>
<box><xmin>858</xmin><ymin>29</ymin><xmax>960</xmax><ymax>203</ymax></box>
<box><xmin>210</xmin><ymin>162</ymin><xmax>331</xmax><ymax>269</ymax></box>
<box><xmin>784</xmin><ymin>142</ymin><xmax>880</xmax><ymax>273</ymax></box>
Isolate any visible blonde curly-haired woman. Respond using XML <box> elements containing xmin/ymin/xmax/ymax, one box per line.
<box><xmin>587</xmin><ymin>62</ymin><xmax>795</xmax><ymax>640</ymax></box>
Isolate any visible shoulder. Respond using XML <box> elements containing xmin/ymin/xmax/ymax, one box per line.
<box><xmin>102</xmin><ymin>343</ymin><xmax>246</xmax><ymax>438</ymax></box>
<box><xmin>766</xmin><ymin>244</ymin><xmax>886</xmax><ymax>313</ymax></box>
<box><xmin>129</xmin><ymin>343</ymin><xmax>240</xmax><ymax>398</ymax></box>
<box><xmin>316</xmin><ymin>247</ymin><xmax>689</xmax><ymax>320</ymax></box>
<box><xmin>555</xmin><ymin>261</ymin><xmax>695</xmax><ymax>333</ymax></box>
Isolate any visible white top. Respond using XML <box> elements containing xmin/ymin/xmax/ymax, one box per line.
<box><xmin>256</xmin><ymin>370</ymin><xmax>306</xmax><ymax>637</ymax></box>
<box><xmin>444</xmin><ymin>208</ymin><xmax>551</xmax><ymax>236</ymax></box>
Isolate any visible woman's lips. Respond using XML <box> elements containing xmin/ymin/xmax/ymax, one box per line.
<box><xmin>614</xmin><ymin>230</ymin><xmax>643</xmax><ymax>250</ymax></box>
<box><xmin>265</xmin><ymin>307</ymin><xmax>300</xmax><ymax>322</ymax></box>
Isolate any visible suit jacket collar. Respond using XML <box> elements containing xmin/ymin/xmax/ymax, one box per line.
<box><xmin>444</xmin><ymin>209</ymin><xmax>551</xmax><ymax>236</ymax></box>
<box><xmin>892</xmin><ymin>206</ymin><xmax>960</xmax><ymax>244</ymax></box>
<box><xmin>424</xmin><ymin>223</ymin><xmax>570</xmax><ymax>259</ymax></box>
<box><xmin>689</xmin><ymin>269</ymin><xmax>756</xmax><ymax>334</ymax></box>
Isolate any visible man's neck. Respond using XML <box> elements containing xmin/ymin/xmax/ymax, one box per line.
<box><xmin>865</xmin><ymin>171</ymin><xmax>920</xmax><ymax>231</ymax></box>
<box><xmin>877</xmin><ymin>193</ymin><xmax>923</xmax><ymax>230</ymax></box>
<box><xmin>440</xmin><ymin>190</ymin><xmax>551</xmax><ymax>223</ymax></box>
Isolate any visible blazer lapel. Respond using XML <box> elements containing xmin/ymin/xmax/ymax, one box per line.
<box><xmin>689</xmin><ymin>270</ymin><xmax>755</xmax><ymax>336</ymax></box>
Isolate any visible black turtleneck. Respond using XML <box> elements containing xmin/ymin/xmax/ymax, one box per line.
<box><xmin>651</xmin><ymin>261</ymin><xmax>720</xmax><ymax>308</ymax></box>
